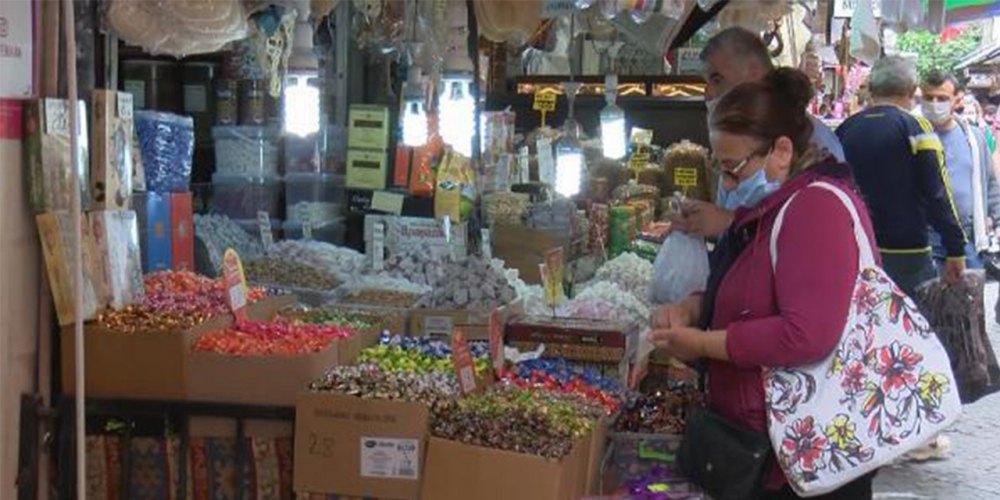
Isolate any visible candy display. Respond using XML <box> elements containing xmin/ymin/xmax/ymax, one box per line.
<box><xmin>285</xmin><ymin>173</ymin><xmax>345</xmax><ymax>225</ymax></box>
<box><xmin>96</xmin><ymin>271</ymin><xmax>266</xmax><ymax>333</ymax></box>
<box><xmin>266</xmin><ymin>240</ymin><xmax>367</xmax><ymax>279</ymax></box>
<box><xmin>561</xmin><ymin>281</ymin><xmax>651</xmax><ymax>329</ymax></box>
<box><xmin>340</xmin><ymin>289</ymin><xmax>424</xmax><ymax>309</ymax></box>
<box><xmin>194</xmin><ymin>214</ymin><xmax>265</xmax><ymax>274</ymax></box>
<box><xmin>506</xmin><ymin>358</ymin><xmax>626</xmax><ymax>415</ymax></box>
<box><xmin>243</xmin><ymin>258</ymin><xmax>340</xmax><ymax>290</ymax></box>
<box><xmin>309</xmin><ymin>364</ymin><xmax>461</xmax><ymax>409</ymax></box>
<box><xmin>483</xmin><ymin>191</ymin><xmax>531</xmax><ymax>226</ymax></box>
<box><xmin>431</xmin><ymin>385</ymin><xmax>598</xmax><ymax>459</ymax></box>
<box><xmin>420</xmin><ymin>256</ymin><xmax>516</xmax><ymax>309</ymax></box>
<box><xmin>212</xmin><ymin>125</ymin><xmax>280</xmax><ymax>176</ymax></box>
<box><xmin>593</xmin><ymin>252</ymin><xmax>653</xmax><ymax>303</ymax></box>
<box><xmin>376</xmin><ymin>247</ymin><xmax>450</xmax><ymax>287</ymax></box>
<box><xmin>358</xmin><ymin>334</ymin><xmax>490</xmax><ymax>374</ymax></box>
<box><xmin>525</xmin><ymin>197</ymin><xmax>578</xmax><ymax>235</ymax></box>
<box><xmin>623</xmin><ymin>466</ymin><xmax>704</xmax><ymax>500</ymax></box>
<box><xmin>192</xmin><ymin>318</ymin><xmax>353</xmax><ymax>355</ymax></box>
<box><xmin>613</xmin><ymin>387</ymin><xmax>704</xmax><ymax>435</ymax></box>
<box><xmin>284</xmin><ymin>309</ymin><xmax>377</xmax><ymax>331</ymax></box>
<box><xmin>134</xmin><ymin>110</ymin><xmax>194</xmax><ymax>192</ymax></box>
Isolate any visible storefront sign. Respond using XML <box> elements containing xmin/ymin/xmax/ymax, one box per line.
<box><xmin>0</xmin><ymin>0</ymin><xmax>33</xmax><ymax>98</ymax></box>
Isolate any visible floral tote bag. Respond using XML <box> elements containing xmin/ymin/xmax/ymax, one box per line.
<box><xmin>765</xmin><ymin>181</ymin><xmax>962</xmax><ymax>497</ymax></box>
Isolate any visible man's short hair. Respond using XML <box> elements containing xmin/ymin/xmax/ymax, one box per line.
<box><xmin>700</xmin><ymin>27</ymin><xmax>774</xmax><ymax>71</ymax></box>
<box><xmin>869</xmin><ymin>56</ymin><xmax>918</xmax><ymax>98</ymax></box>
<box><xmin>922</xmin><ymin>69</ymin><xmax>962</xmax><ymax>93</ymax></box>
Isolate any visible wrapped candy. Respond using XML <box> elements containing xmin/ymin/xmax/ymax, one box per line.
<box><xmin>309</xmin><ymin>364</ymin><xmax>461</xmax><ymax>410</ymax></box>
<box><xmin>560</xmin><ymin>281</ymin><xmax>650</xmax><ymax>329</ymax></box>
<box><xmin>613</xmin><ymin>387</ymin><xmax>705</xmax><ymax>435</ymax></box>
<box><xmin>192</xmin><ymin>318</ymin><xmax>352</xmax><ymax>355</ymax></box>
<box><xmin>420</xmin><ymin>256</ymin><xmax>516</xmax><ymax>309</ymax></box>
<box><xmin>194</xmin><ymin>214</ymin><xmax>264</xmax><ymax>275</ymax></box>
<box><xmin>243</xmin><ymin>258</ymin><xmax>340</xmax><ymax>290</ymax></box>
<box><xmin>358</xmin><ymin>334</ymin><xmax>490</xmax><ymax>375</ymax></box>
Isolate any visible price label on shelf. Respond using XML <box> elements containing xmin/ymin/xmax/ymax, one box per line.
<box><xmin>257</xmin><ymin>211</ymin><xmax>273</xmax><ymax>248</ymax></box>
<box><xmin>480</xmin><ymin>228</ymin><xmax>492</xmax><ymax>260</ymax></box>
<box><xmin>372</xmin><ymin>221</ymin><xmax>385</xmax><ymax>271</ymax></box>
<box><xmin>451</xmin><ymin>329</ymin><xmax>478</xmax><ymax>395</ymax></box>
<box><xmin>221</xmin><ymin>249</ymin><xmax>248</xmax><ymax>321</ymax></box>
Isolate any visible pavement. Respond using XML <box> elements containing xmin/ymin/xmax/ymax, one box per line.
<box><xmin>872</xmin><ymin>283</ymin><xmax>1000</xmax><ymax>500</ymax></box>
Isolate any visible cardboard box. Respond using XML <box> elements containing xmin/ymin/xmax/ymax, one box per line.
<box><xmin>60</xmin><ymin>296</ymin><xmax>292</xmax><ymax>400</ymax></box>
<box><xmin>363</xmin><ymin>215</ymin><xmax>468</xmax><ymax>258</ymax></box>
<box><xmin>90</xmin><ymin>90</ymin><xmax>135</xmax><ymax>209</ymax></box>
<box><xmin>90</xmin><ymin>210</ymin><xmax>144</xmax><ymax>310</ymax></box>
<box><xmin>346</xmin><ymin>148</ymin><xmax>388</xmax><ymax>190</ymax></box>
<box><xmin>24</xmin><ymin>98</ymin><xmax>90</xmax><ymax>213</ymax></box>
<box><xmin>347</xmin><ymin>104</ymin><xmax>390</xmax><ymax>150</ymax></box>
<box><xmin>169</xmin><ymin>192</ymin><xmax>194</xmax><ymax>271</ymax></box>
<box><xmin>187</xmin><ymin>313</ymin><xmax>381</xmax><ymax>406</ymax></box>
<box><xmin>506</xmin><ymin>316</ymin><xmax>636</xmax><ymax>363</ymax></box>
<box><xmin>420</xmin><ymin>432</ymin><xmax>590</xmax><ymax>500</ymax></box>
<box><xmin>586</xmin><ymin>418</ymin><xmax>609</xmax><ymax>496</ymax></box>
<box><xmin>36</xmin><ymin>213</ymin><xmax>100</xmax><ymax>326</ymax></box>
<box><xmin>408</xmin><ymin>302</ymin><xmax>521</xmax><ymax>340</ymax></box>
<box><xmin>294</xmin><ymin>393</ymin><xmax>429</xmax><ymax>500</ymax></box>
<box><xmin>137</xmin><ymin>191</ymin><xmax>171</xmax><ymax>272</ymax></box>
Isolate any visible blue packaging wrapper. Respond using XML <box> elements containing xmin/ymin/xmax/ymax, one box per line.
<box><xmin>135</xmin><ymin>110</ymin><xmax>194</xmax><ymax>192</ymax></box>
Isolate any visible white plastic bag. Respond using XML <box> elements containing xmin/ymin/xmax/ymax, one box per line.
<box><xmin>648</xmin><ymin>231</ymin><xmax>709</xmax><ymax>305</ymax></box>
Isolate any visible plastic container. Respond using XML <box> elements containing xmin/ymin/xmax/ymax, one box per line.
<box><xmin>233</xmin><ymin>218</ymin><xmax>283</xmax><ymax>243</ymax></box>
<box><xmin>121</xmin><ymin>59</ymin><xmax>181</xmax><ymax>112</ymax></box>
<box><xmin>284</xmin><ymin>132</ymin><xmax>323</xmax><ymax>174</ymax></box>
<box><xmin>213</xmin><ymin>126</ymin><xmax>280</xmax><ymax>176</ymax></box>
<box><xmin>135</xmin><ymin>110</ymin><xmax>194</xmax><ymax>192</ymax></box>
<box><xmin>284</xmin><ymin>173</ymin><xmax>346</xmax><ymax>225</ymax></box>
<box><xmin>182</xmin><ymin>62</ymin><xmax>218</xmax><ymax>144</ymax></box>
<box><xmin>601</xmin><ymin>432</ymin><xmax>703</xmax><ymax>495</ymax></box>
<box><xmin>211</xmin><ymin>174</ymin><xmax>282</xmax><ymax>219</ymax></box>
<box><xmin>282</xmin><ymin>218</ymin><xmax>345</xmax><ymax>245</ymax></box>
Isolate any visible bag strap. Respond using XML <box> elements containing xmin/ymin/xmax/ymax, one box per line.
<box><xmin>770</xmin><ymin>181</ymin><xmax>877</xmax><ymax>272</ymax></box>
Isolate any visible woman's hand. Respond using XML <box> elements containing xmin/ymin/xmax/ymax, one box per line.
<box><xmin>651</xmin><ymin>296</ymin><xmax>703</xmax><ymax>330</ymax></box>
<box><xmin>647</xmin><ymin>328</ymin><xmax>730</xmax><ymax>363</ymax></box>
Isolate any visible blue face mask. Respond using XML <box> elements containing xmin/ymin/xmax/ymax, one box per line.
<box><xmin>716</xmin><ymin>167</ymin><xmax>781</xmax><ymax>211</ymax></box>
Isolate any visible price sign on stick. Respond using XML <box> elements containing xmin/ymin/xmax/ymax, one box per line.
<box><xmin>489</xmin><ymin>310</ymin><xmax>505</xmax><ymax>376</ymax></box>
<box><xmin>257</xmin><ymin>211</ymin><xmax>273</xmax><ymax>248</ymax></box>
<box><xmin>533</xmin><ymin>91</ymin><xmax>557</xmax><ymax>128</ymax></box>
<box><xmin>222</xmin><ymin>249</ymin><xmax>248</xmax><ymax>321</ymax></box>
<box><xmin>542</xmin><ymin>248</ymin><xmax>566</xmax><ymax>307</ymax></box>
<box><xmin>481</xmin><ymin>228</ymin><xmax>492</xmax><ymax>260</ymax></box>
<box><xmin>372</xmin><ymin>221</ymin><xmax>385</xmax><ymax>271</ymax></box>
<box><xmin>451</xmin><ymin>329</ymin><xmax>479</xmax><ymax>394</ymax></box>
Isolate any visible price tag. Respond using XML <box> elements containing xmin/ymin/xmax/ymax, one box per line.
<box><xmin>443</xmin><ymin>216</ymin><xmax>452</xmax><ymax>243</ymax></box>
<box><xmin>518</xmin><ymin>146</ymin><xmax>531</xmax><ymax>184</ymax></box>
<box><xmin>537</xmin><ymin>137</ymin><xmax>555</xmax><ymax>187</ymax></box>
<box><xmin>674</xmin><ymin>167</ymin><xmax>699</xmax><ymax>189</ymax></box>
<box><xmin>372</xmin><ymin>221</ymin><xmax>385</xmax><ymax>271</ymax></box>
<box><xmin>451</xmin><ymin>329</ymin><xmax>479</xmax><ymax>395</ymax></box>
<box><xmin>542</xmin><ymin>248</ymin><xmax>566</xmax><ymax>307</ymax></box>
<box><xmin>221</xmin><ymin>249</ymin><xmax>248</xmax><ymax>321</ymax></box>
<box><xmin>480</xmin><ymin>228</ymin><xmax>492</xmax><ymax>260</ymax></box>
<box><xmin>257</xmin><ymin>211</ymin><xmax>273</xmax><ymax>248</ymax></box>
<box><xmin>629</xmin><ymin>149</ymin><xmax>651</xmax><ymax>170</ymax></box>
<box><xmin>372</xmin><ymin>190</ymin><xmax>405</xmax><ymax>215</ymax></box>
<box><xmin>488</xmin><ymin>310</ymin><xmax>505</xmax><ymax>376</ymax></box>
<box><xmin>302</xmin><ymin>219</ymin><xmax>314</xmax><ymax>241</ymax></box>
<box><xmin>532</xmin><ymin>92</ymin><xmax>557</xmax><ymax>113</ymax></box>
<box><xmin>117</xmin><ymin>92</ymin><xmax>134</xmax><ymax>120</ymax></box>
<box><xmin>44</xmin><ymin>99</ymin><xmax>69</xmax><ymax>136</ymax></box>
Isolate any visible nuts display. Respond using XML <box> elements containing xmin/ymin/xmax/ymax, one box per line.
<box><xmin>243</xmin><ymin>258</ymin><xmax>340</xmax><ymax>290</ymax></box>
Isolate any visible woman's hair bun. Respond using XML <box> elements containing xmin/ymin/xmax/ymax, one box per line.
<box><xmin>766</xmin><ymin>68</ymin><xmax>814</xmax><ymax>113</ymax></box>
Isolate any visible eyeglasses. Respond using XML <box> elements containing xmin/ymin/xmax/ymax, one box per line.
<box><xmin>708</xmin><ymin>146</ymin><xmax>772</xmax><ymax>182</ymax></box>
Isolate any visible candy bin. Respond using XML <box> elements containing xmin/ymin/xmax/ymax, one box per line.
<box><xmin>284</xmin><ymin>173</ymin><xmax>346</xmax><ymax>226</ymax></box>
<box><xmin>283</xmin><ymin>219</ymin><xmax>345</xmax><ymax>245</ymax></box>
<box><xmin>211</xmin><ymin>174</ymin><xmax>282</xmax><ymax>219</ymax></box>
<box><xmin>212</xmin><ymin>125</ymin><xmax>280</xmax><ymax>176</ymax></box>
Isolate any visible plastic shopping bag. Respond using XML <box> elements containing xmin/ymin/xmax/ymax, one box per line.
<box><xmin>648</xmin><ymin>231</ymin><xmax>709</xmax><ymax>305</ymax></box>
<box><xmin>915</xmin><ymin>270</ymin><xmax>1000</xmax><ymax>404</ymax></box>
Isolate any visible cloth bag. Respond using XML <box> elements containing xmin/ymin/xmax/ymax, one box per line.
<box><xmin>765</xmin><ymin>182</ymin><xmax>962</xmax><ymax>497</ymax></box>
<box><xmin>915</xmin><ymin>271</ymin><xmax>1000</xmax><ymax>404</ymax></box>
<box><xmin>648</xmin><ymin>231</ymin><xmax>709</xmax><ymax>305</ymax></box>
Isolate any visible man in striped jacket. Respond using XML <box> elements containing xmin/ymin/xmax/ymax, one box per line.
<box><xmin>837</xmin><ymin>56</ymin><xmax>966</xmax><ymax>297</ymax></box>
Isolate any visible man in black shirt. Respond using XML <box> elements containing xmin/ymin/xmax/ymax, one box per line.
<box><xmin>837</xmin><ymin>56</ymin><xmax>966</xmax><ymax>295</ymax></box>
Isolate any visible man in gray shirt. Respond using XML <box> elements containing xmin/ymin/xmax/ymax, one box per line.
<box><xmin>673</xmin><ymin>27</ymin><xmax>846</xmax><ymax>237</ymax></box>
<box><xmin>920</xmin><ymin>69</ymin><xmax>1000</xmax><ymax>268</ymax></box>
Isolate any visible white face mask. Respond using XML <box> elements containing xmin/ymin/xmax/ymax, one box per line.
<box><xmin>921</xmin><ymin>100</ymin><xmax>953</xmax><ymax>126</ymax></box>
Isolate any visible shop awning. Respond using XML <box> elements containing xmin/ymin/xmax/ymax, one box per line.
<box><xmin>955</xmin><ymin>40</ymin><xmax>1000</xmax><ymax>70</ymax></box>
<box><xmin>946</xmin><ymin>0</ymin><xmax>1000</xmax><ymax>24</ymax></box>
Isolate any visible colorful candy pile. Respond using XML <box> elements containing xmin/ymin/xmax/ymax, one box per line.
<box><xmin>284</xmin><ymin>309</ymin><xmax>377</xmax><ymax>331</ymax></box>
<box><xmin>98</xmin><ymin>271</ymin><xmax>267</xmax><ymax>333</ymax></box>
<box><xmin>505</xmin><ymin>358</ymin><xmax>627</xmax><ymax>415</ymax></box>
<box><xmin>193</xmin><ymin>318</ymin><xmax>353</xmax><ymax>355</ymax></box>
<box><xmin>613</xmin><ymin>386</ymin><xmax>704</xmax><ymax>435</ymax></box>
<box><xmin>309</xmin><ymin>365</ymin><xmax>460</xmax><ymax>410</ymax></box>
<box><xmin>431</xmin><ymin>385</ymin><xmax>599</xmax><ymax>459</ymax></box>
<box><xmin>358</xmin><ymin>335</ymin><xmax>490</xmax><ymax>375</ymax></box>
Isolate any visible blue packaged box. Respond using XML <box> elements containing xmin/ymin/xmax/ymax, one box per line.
<box><xmin>137</xmin><ymin>192</ymin><xmax>172</xmax><ymax>272</ymax></box>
